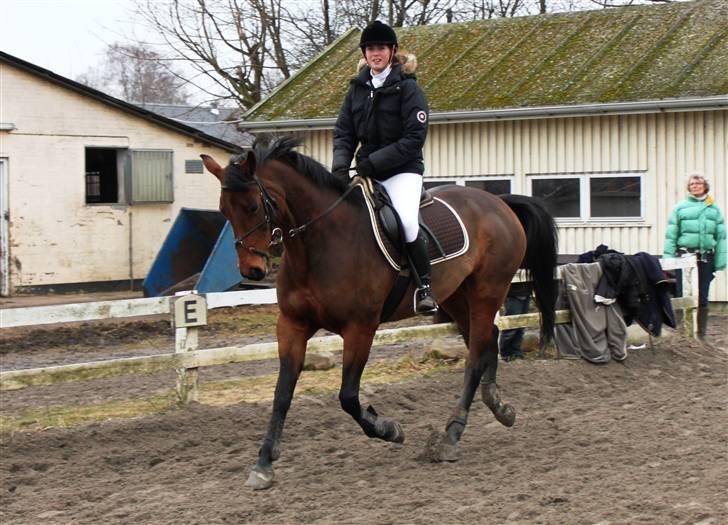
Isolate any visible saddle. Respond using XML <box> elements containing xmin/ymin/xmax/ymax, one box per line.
<box><xmin>354</xmin><ymin>176</ymin><xmax>469</xmax><ymax>271</ymax></box>
<box><xmin>353</xmin><ymin>177</ymin><xmax>469</xmax><ymax>321</ymax></box>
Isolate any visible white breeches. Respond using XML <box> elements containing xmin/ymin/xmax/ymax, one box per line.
<box><xmin>379</xmin><ymin>172</ymin><xmax>422</xmax><ymax>243</ymax></box>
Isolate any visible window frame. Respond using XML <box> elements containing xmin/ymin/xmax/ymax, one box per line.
<box><xmin>527</xmin><ymin>171</ymin><xmax>645</xmax><ymax>224</ymax></box>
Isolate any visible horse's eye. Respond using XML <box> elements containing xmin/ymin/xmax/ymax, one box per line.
<box><xmin>249</xmin><ymin>203</ymin><xmax>259</xmax><ymax>214</ymax></box>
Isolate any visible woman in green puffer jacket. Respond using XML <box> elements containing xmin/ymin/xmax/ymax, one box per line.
<box><xmin>664</xmin><ymin>173</ymin><xmax>726</xmax><ymax>338</ymax></box>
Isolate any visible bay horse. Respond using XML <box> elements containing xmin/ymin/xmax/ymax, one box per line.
<box><xmin>201</xmin><ymin>138</ymin><xmax>558</xmax><ymax>490</ymax></box>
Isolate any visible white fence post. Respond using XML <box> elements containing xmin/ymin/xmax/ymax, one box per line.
<box><xmin>173</xmin><ymin>293</ymin><xmax>207</xmax><ymax>404</ymax></box>
<box><xmin>682</xmin><ymin>256</ymin><xmax>699</xmax><ymax>339</ymax></box>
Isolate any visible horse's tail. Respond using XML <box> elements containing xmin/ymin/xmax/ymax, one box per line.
<box><xmin>499</xmin><ymin>194</ymin><xmax>559</xmax><ymax>342</ymax></box>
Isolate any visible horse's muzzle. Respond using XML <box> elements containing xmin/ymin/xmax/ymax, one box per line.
<box><xmin>242</xmin><ymin>267</ymin><xmax>267</xmax><ymax>281</ymax></box>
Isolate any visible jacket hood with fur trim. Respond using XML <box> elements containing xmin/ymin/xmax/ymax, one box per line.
<box><xmin>357</xmin><ymin>52</ymin><xmax>417</xmax><ymax>75</ymax></box>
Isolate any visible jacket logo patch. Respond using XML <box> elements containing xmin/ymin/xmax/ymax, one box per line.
<box><xmin>417</xmin><ymin>110</ymin><xmax>427</xmax><ymax>123</ymax></box>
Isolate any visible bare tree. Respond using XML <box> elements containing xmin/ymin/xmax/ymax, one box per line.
<box><xmin>76</xmin><ymin>43</ymin><xmax>189</xmax><ymax>104</ymax></box>
<box><xmin>134</xmin><ymin>0</ymin><xmax>296</xmax><ymax>110</ymax></box>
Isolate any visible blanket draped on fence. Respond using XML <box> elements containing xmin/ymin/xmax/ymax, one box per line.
<box><xmin>554</xmin><ymin>263</ymin><xmax>628</xmax><ymax>363</ymax></box>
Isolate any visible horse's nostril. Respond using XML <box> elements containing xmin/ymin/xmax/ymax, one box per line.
<box><xmin>245</xmin><ymin>267</ymin><xmax>266</xmax><ymax>281</ymax></box>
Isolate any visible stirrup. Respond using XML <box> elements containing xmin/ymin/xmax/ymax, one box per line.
<box><xmin>414</xmin><ymin>284</ymin><xmax>437</xmax><ymax>315</ymax></box>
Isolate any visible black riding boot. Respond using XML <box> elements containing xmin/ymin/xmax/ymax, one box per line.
<box><xmin>406</xmin><ymin>233</ymin><xmax>437</xmax><ymax>315</ymax></box>
<box><xmin>697</xmin><ymin>306</ymin><xmax>709</xmax><ymax>339</ymax></box>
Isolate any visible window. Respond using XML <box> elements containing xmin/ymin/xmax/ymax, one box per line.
<box><xmin>85</xmin><ymin>148</ymin><xmax>173</xmax><ymax>204</ymax></box>
<box><xmin>590</xmin><ymin>176</ymin><xmax>641</xmax><ymax>217</ymax></box>
<box><xmin>423</xmin><ymin>179</ymin><xmax>457</xmax><ymax>190</ymax></box>
<box><xmin>85</xmin><ymin>148</ymin><xmax>120</xmax><ymax>204</ymax></box>
<box><xmin>531</xmin><ymin>178</ymin><xmax>580</xmax><ymax>218</ymax></box>
<box><xmin>529</xmin><ymin>173</ymin><xmax>642</xmax><ymax>221</ymax></box>
<box><xmin>424</xmin><ymin>177</ymin><xmax>512</xmax><ymax>194</ymax></box>
<box><xmin>464</xmin><ymin>179</ymin><xmax>511</xmax><ymax>195</ymax></box>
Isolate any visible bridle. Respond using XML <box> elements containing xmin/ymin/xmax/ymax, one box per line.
<box><xmin>222</xmin><ymin>174</ymin><xmax>282</xmax><ymax>262</ymax></box>
<box><xmin>223</xmin><ymin>171</ymin><xmax>356</xmax><ymax>262</ymax></box>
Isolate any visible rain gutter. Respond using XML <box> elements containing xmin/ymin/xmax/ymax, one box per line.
<box><xmin>241</xmin><ymin>95</ymin><xmax>728</xmax><ymax>131</ymax></box>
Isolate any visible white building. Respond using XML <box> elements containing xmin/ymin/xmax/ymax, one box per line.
<box><xmin>242</xmin><ymin>0</ymin><xmax>728</xmax><ymax>301</ymax></box>
<box><xmin>0</xmin><ymin>51</ymin><xmax>240</xmax><ymax>295</ymax></box>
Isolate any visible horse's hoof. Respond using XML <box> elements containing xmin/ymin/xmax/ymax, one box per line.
<box><xmin>437</xmin><ymin>440</ymin><xmax>461</xmax><ymax>462</ymax></box>
<box><xmin>494</xmin><ymin>404</ymin><xmax>516</xmax><ymax>427</ymax></box>
<box><xmin>423</xmin><ymin>431</ymin><xmax>460</xmax><ymax>463</ymax></box>
<box><xmin>384</xmin><ymin>419</ymin><xmax>405</xmax><ymax>444</ymax></box>
<box><xmin>244</xmin><ymin>466</ymin><xmax>274</xmax><ymax>490</ymax></box>
<box><xmin>375</xmin><ymin>417</ymin><xmax>405</xmax><ymax>444</ymax></box>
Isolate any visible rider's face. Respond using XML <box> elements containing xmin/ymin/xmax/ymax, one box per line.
<box><xmin>365</xmin><ymin>45</ymin><xmax>392</xmax><ymax>75</ymax></box>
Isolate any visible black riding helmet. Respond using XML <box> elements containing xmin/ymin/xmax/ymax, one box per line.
<box><xmin>359</xmin><ymin>21</ymin><xmax>398</xmax><ymax>50</ymax></box>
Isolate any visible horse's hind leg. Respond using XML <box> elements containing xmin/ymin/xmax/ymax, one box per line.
<box><xmin>246</xmin><ymin>316</ymin><xmax>315</xmax><ymax>490</ymax></box>
<box><xmin>431</xmin><ymin>295</ymin><xmax>506</xmax><ymax>462</ymax></box>
<box><xmin>339</xmin><ymin>326</ymin><xmax>404</xmax><ymax>443</ymax></box>
<box><xmin>443</xmin><ymin>291</ymin><xmax>515</xmax><ymax>430</ymax></box>
<box><xmin>480</xmin><ymin>326</ymin><xmax>516</xmax><ymax>428</ymax></box>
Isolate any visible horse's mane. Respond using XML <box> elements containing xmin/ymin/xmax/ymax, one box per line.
<box><xmin>255</xmin><ymin>137</ymin><xmax>350</xmax><ymax>194</ymax></box>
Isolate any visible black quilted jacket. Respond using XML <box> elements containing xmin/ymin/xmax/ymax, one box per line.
<box><xmin>332</xmin><ymin>62</ymin><xmax>428</xmax><ymax>180</ymax></box>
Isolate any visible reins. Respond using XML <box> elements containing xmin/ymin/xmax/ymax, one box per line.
<box><xmin>287</xmin><ymin>182</ymin><xmax>357</xmax><ymax>238</ymax></box>
<box><xmin>224</xmin><ymin>171</ymin><xmax>357</xmax><ymax>260</ymax></box>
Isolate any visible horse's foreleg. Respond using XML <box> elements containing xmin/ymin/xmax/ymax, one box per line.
<box><xmin>246</xmin><ymin>317</ymin><xmax>314</xmax><ymax>490</ymax></box>
<box><xmin>339</xmin><ymin>327</ymin><xmax>404</xmax><ymax>443</ymax></box>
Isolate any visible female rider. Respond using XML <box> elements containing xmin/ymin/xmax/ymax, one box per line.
<box><xmin>332</xmin><ymin>20</ymin><xmax>435</xmax><ymax>314</ymax></box>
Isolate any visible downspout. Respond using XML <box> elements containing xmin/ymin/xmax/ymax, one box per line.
<box><xmin>129</xmin><ymin>207</ymin><xmax>134</xmax><ymax>291</ymax></box>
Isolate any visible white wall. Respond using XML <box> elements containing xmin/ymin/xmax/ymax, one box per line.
<box><xmin>300</xmin><ymin>110</ymin><xmax>728</xmax><ymax>301</ymax></box>
<box><xmin>0</xmin><ymin>63</ymin><xmax>232</xmax><ymax>290</ymax></box>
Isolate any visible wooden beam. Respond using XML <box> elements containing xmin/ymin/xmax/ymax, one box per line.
<box><xmin>0</xmin><ymin>323</ymin><xmax>459</xmax><ymax>391</ymax></box>
<box><xmin>0</xmin><ymin>297</ymin><xmax>171</xmax><ymax>329</ymax></box>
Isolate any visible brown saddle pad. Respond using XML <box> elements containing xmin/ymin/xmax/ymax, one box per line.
<box><xmin>357</xmin><ymin>185</ymin><xmax>469</xmax><ymax>271</ymax></box>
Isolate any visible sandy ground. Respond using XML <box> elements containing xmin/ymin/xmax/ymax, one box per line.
<box><xmin>0</xmin><ymin>300</ymin><xmax>727</xmax><ymax>524</ymax></box>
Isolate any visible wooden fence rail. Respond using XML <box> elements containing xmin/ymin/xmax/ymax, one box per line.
<box><xmin>0</xmin><ymin>256</ymin><xmax>698</xmax><ymax>401</ymax></box>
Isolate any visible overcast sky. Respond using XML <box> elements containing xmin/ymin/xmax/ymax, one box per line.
<box><xmin>1</xmin><ymin>0</ymin><xmax>139</xmax><ymax>79</ymax></box>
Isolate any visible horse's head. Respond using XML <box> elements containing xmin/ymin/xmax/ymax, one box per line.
<box><xmin>201</xmin><ymin>151</ymin><xmax>278</xmax><ymax>281</ymax></box>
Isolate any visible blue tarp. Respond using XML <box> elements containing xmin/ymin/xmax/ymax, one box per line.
<box><xmin>142</xmin><ymin>208</ymin><xmax>241</xmax><ymax>297</ymax></box>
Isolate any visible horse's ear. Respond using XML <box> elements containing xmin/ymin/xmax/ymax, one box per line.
<box><xmin>200</xmin><ymin>154</ymin><xmax>224</xmax><ymax>182</ymax></box>
<box><xmin>244</xmin><ymin>149</ymin><xmax>257</xmax><ymax>178</ymax></box>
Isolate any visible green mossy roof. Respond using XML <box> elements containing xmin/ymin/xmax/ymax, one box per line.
<box><xmin>245</xmin><ymin>0</ymin><xmax>728</xmax><ymax>122</ymax></box>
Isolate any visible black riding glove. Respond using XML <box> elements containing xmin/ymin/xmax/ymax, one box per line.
<box><xmin>355</xmin><ymin>159</ymin><xmax>375</xmax><ymax>179</ymax></box>
<box><xmin>332</xmin><ymin>168</ymin><xmax>349</xmax><ymax>181</ymax></box>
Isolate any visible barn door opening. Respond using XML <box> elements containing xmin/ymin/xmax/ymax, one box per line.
<box><xmin>0</xmin><ymin>158</ymin><xmax>9</xmax><ymax>296</ymax></box>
